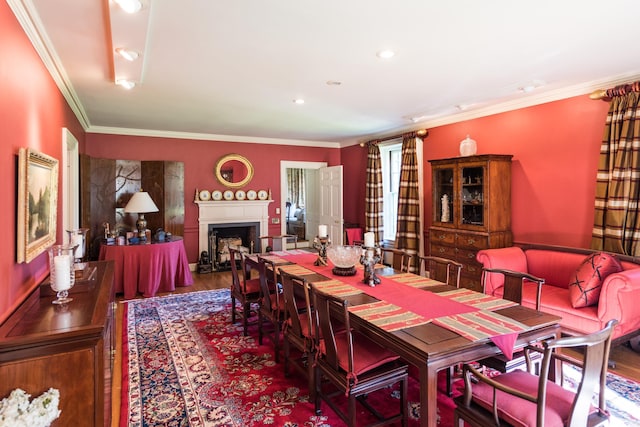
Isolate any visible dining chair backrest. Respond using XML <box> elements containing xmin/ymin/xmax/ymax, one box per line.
<box><xmin>380</xmin><ymin>247</ymin><xmax>413</xmax><ymax>273</ymax></box>
<box><xmin>311</xmin><ymin>287</ymin><xmax>349</xmax><ymax>372</ymax></box>
<box><xmin>244</xmin><ymin>254</ymin><xmax>269</xmax><ymax>305</ymax></box>
<box><xmin>419</xmin><ymin>255</ymin><xmax>463</xmax><ymax>287</ymax></box>
<box><xmin>280</xmin><ymin>269</ymin><xmax>313</xmax><ymax>341</ymax></box>
<box><xmin>229</xmin><ymin>247</ymin><xmax>243</xmax><ymax>293</ymax></box>
<box><xmin>481</xmin><ymin>267</ymin><xmax>544</xmax><ymax>310</ymax></box>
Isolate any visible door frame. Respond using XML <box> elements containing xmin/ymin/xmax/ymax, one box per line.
<box><xmin>61</xmin><ymin>128</ymin><xmax>80</xmax><ymax>244</ymax></box>
<box><xmin>280</xmin><ymin>161</ymin><xmax>327</xmax><ymax>235</ymax></box>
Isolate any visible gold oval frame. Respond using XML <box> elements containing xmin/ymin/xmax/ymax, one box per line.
<box><xmin>215</xmin><ymin>154</ymin><xmax>254</xmax><ymax>188</ymax></box>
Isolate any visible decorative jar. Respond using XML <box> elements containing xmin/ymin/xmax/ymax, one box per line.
<box><xmin>459</xmin><ymin>135</ymin><xmax>477</xmax><ymax>156</ymax></box>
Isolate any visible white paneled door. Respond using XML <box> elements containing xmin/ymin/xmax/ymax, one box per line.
<box><xmin>319</xmin><ymin>165</ymin><xmax>343</xmax><ymax>245</ymax></box>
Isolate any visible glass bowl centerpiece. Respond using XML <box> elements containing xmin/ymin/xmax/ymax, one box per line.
<box><xmin>326</xmin><ymin>245</ymin><xmax>363</xmax><ymax>276</ymax></box>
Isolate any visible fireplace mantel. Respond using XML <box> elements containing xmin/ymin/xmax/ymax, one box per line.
<box><xmin>195</xmin><ymin>200</ymin><xmax>272</xmax><ymax>255</ymax></box>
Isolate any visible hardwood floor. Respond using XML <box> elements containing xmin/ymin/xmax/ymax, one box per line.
<box><xmin>111</xmin><ymin>270</ymin><xmax>640</xmax><ymax>426</ymax></box>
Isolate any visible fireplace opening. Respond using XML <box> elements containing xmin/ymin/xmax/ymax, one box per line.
<box><xmin>208</xmin><ymin>222</ymin><xmax>260</xmax><ymax>270</ymax></box>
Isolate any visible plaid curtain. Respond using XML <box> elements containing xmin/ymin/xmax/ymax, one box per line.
<box><xmin>286</xmin><ymin>168</ymin><xmax>306</xmax><ymax>207</ymax></box>
<box><xmin>591</xmin><ymin>82</ymin><xmax>640</xmax><ymax>255</ymax></box>
<box><xmin>365</xmin><ymin>144</ymin><xmax>384</xmax><ymax>245</ymax></box>
<box><xmin>395</xmin><ymin>136</ymin><xmax>420</xmax><ymax>270</ymax></box>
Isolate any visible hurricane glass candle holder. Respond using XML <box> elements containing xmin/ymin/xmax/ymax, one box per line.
<box><xmin>48</xmin><ymin>244</ymin><xmax>76</xmax><ymax>304</ymax></box>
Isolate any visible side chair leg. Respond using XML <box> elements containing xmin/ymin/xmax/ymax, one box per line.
<box><xmin>231</xmin><ymin>296</ymin><xmax>236</xmax><ymax>324</ymax></box>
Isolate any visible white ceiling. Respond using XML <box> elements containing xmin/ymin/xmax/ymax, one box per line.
<box><xmin>14</xmin><ymin>0</ymin><xmax>640</xmax><ymax>147</ymax></box>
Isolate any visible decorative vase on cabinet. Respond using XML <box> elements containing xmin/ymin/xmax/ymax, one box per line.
<box><xmin>429</xmin><ymin>154</ymin><xmax>512</xmax><ymax>291</ymax></box>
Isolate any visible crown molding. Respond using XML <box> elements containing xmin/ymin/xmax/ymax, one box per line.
<box><xmin>8</xmin><ymin>0</ymin><xmax>91</xmax><ymax>130</ymax></box>
<box><xmin>86</xmin><ymin>126</ymin><xmax>342</xmax><ymax>148</ymax></box>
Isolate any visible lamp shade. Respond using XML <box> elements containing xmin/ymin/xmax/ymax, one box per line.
<box><xmin>124</xmin><ymin>191</ymin><xmax>159</xmax><ymax>213</ymax></box>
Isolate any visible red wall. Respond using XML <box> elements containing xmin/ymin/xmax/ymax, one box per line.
<box><xmin>85</xmin><ymin>134</ymin><xmax>340</xmax><ymax>260</ymax></box>
<box><xmin>340</xmin><ymin>95</ymin><xmax>611</xmax><ymax>250</ymax></box>
<box><xmin>0</xmin><ymin>3</ymin><xmax>86</xmax><ymax>324</ymax></box>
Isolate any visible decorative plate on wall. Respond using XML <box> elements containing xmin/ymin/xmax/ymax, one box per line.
<box><xmin>258</xmin><ymin>190</ymin><xmax>268</xmax><ymax>200</ymax></box>
<box><xmin>199</xmin><ymin>189</ymin><xmax>211</xmax><ymax>201</ymax></box>
<box><xmin>212</xmin><ymin>190</ymin><xmax>223</xmax><ymax>201</ymax></box>
<box><xmin>235</xmin><ymin>190</ymin><xmax>246</xmax><ymax>200</ymax></box>
<box><xmin>223</xmin><ymin>190</ymin><xmax>234</xmax><ymax>200</ymax></box>
<box><xmin>246</xmin><ymin>190</ymin><xmax>257</xmax><ymax>200</ymax></box>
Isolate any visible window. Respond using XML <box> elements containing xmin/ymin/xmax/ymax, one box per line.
<box><xmin>379</xmin><ymin>142</ymin><xmax>402</xmax><ymax>241</ymax></box>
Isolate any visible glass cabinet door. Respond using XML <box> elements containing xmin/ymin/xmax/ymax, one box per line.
<box><xmin>460</xmin><ymin>165</ymin><xmax>484</xmax><ymax>226</ymax></box>
<box><xmin>433</xmin><ymin>166</ymin><xmax>455</xmax><ymax>225</ymax></box>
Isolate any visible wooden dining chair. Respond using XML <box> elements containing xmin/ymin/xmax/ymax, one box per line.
<box><xmin>311</xmin><ymin>286</ymin><xmax>409</xmax><ymax>427</ymax></box>
<box><xmin>280</xmin><ymin>270</ymin><xmax>316</xmax><ymax>392</ymax></box>
<box><xmin>229</xmin><ymin>248</ymin><xmax>261</xmax><ymax>336</ymax></box>
<box><xmin>418</xmin><ymin>255</ymin><xmax>463</xmax><ymax>287</ymax></box>
<box><xmin>478</xmin><ymin>267</ymin><xmax>546</xmax><ymax>374</ymax></box>
<box><xmin>418</xmin><ymin>255</ymin><xmax>463</xmax><ymax>395</ymax></box>
<box><xmin>252</xmin><ymin>255</ymin><xmax>285</xmax><ymax>362</ymax></box>
<box><xmin>380</xmin><ymin>247</ymin><xmax>414</xmax><ymax>273</ymax></box>
<box><xmin>454</xmin><ymin>319</ymin><xmax>617</xmax><ymax>427</ymax></box>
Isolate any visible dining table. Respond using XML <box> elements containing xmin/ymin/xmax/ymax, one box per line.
<box><xmin>254</xmin><ymin>249</ymin><xmax>562</xmax><ymax>427</ymax></box>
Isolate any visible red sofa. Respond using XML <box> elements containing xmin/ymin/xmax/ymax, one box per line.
<box><xmin>476</xmin><ymin>244</ymin><xmax>640</xmax><ymax>344</ymax></box>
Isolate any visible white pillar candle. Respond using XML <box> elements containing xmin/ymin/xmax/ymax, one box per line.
<box><xmin>318</xmin><ymin>224</ymin><xmax>328</xmax><ymax>238</ymax></box>
<box><xmin>71</xmin><ymin>234</ymin><xmax>84</xmax><ymax>259</ymax></box>
<box><xmin>364</xmin><ymin>232</ymin><xmax>375</xmax><ymax>248</ymax></box>
<box><xmin>53</xmin><ymin>254</ymin><xmax>72</xmax><ymax>291</ymax></box>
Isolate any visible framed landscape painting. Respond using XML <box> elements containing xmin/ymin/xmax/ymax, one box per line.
<box><xmin>17</xmin><ymin>148</ymin><xmax>59</xmax><ymax>263</ymax></box>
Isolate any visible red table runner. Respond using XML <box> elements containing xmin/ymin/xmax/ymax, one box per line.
<box><xmin>278</xmin><ymin>252</ymin><xmax>525</xmax><ymax>358</ymax></box>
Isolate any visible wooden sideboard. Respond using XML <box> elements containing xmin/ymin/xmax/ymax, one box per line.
<box><xmin>0</xmin><ymin>261</ymin><xmax>115</xmax><ymax>427</ymax></box>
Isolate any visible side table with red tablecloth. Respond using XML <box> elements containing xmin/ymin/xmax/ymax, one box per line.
<box><xmin>99</xmin><ymin>237</ymin><xmax>193</xmax><ymax>299</ymax></box>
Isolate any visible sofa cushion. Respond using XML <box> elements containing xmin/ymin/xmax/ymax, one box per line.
<box><xmin>524</xmin><ymin>250</ymin><xmax>588</xmax><ymax>289</ymax></box>
<box><xmin>569</xmin><ymin>253</ymin><xmax>622</xmax><ymax>308</ymax></box>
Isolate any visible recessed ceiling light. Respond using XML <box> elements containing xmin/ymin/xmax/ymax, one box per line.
<box><xmin>376</xmin><ymin>50</ymin><xmax>395</xmax><ymax>59</ymax></box>
<box><xmin>114</xmin><ymin>0</ymin><xmax>142</xmax><ymax>14</ymax></box>
<box><xmin>293</xmin><ymin>99</ymin><xmax>305</xmax><ymax>105</ymax></box>
<box><xmin>116</xmin><ymin>79</ymin><xmax>136</xmax><ymax>90</ymax></box>
<box><xmin>115</xmin><ymin>48</ymin><xmax>139</xmax><ymax>61</ymax></box>
<box><xmin>326</xmin><ymin>80</ymin><xmax>342</xmax><ymax>86</ymax></box>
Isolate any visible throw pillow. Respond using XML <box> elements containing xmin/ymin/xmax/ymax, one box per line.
<box><xmin>569</xmin><ymin>252</ymin><xmax>622</xmax><ymax>308</ymax></box>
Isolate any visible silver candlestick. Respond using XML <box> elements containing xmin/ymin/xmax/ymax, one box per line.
<box><xmin>313</xmin><ymin>235</ymin><xmax>331</xmax><ymax>266</ymax></box>
<box><xmin>360</xmin><ymin>246</ymin><xmax>381</xmax><ymax>286</ymax></box>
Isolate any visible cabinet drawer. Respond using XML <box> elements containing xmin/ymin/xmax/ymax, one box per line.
<box><xmin>431</xmin><ymin>229</ymin><xmax>456</xmax><ymax>245</ymax></box>
<box><xmin>456</xmin><ymin>232</ymin><xmax>488</xmax><ymax>250</ymax></box>
<box><xmin>430</xmin><ymin>244</ymin><xmax>457</xmax><ymax>258</ymax></box>
<box><xmin>460</xmin><ymin>272</ymin><xmax>482</xmax><ymax>292</ymax></box>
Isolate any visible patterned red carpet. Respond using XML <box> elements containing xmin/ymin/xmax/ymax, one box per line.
<box><xmin>120</xmin><ymin>289</ymin><xmax>460</xmax><ymax>426</ymax></box>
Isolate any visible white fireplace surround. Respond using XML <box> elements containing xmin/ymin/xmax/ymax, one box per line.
<box><xmin>196</xmin><ymin>200</ymin><xmax>272</xmax><ymax>256</ymax></box>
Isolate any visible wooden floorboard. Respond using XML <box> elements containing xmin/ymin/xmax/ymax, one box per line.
<box><xmin>111</xmin><ymin>270</ymin><xmax>640</xmax><ymax>426</ymax></box>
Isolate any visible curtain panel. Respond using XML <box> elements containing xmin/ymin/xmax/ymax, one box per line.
<box><xmin>591</xmin><ymin>82</ymin><xmax>640</xmax><ymax>255</ymax></box>
<box><xmin>395</xmin><ymin>136</ymin><xmax>420</xmax><ymax>270</ymax></box>
<box><xmin>286</xmin><ymin>168</ymin><xmax>306</xmax><ymax>208</ymax></box>
<box><xmin>365</xmin><ymin>144</ymin><xmax>384</xmax><ymax>245</ymax></box>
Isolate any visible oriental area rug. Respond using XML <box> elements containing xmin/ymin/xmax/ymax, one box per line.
<box><xmin>120</xmin><ymin>289</ymin><xmax>640</xmax><ymax>426</ymax></box>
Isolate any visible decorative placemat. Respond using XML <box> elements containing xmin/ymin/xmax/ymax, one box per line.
<box><xmin>437</xmin><ymin>288</ymin><xmax>517</xmax><ymax>311</ymax></box>
<box><xmin>258</xmin><ymin>254</ymin><xmax>293</xmax><ymax>265</ymax></box>
<box><xmin>310</xmin><ymin>279</ymin><xmax>363</xmax><ymax>297</ymax></box>
<box><xmin>277</xmin><ymin>264</ymin><xmax>316</xmax><ymax>276</ymax></box>
<box><xmin>432</xmin><ymin>310</ymin><xmax>527</xmax><ymax>342</ymax></box>
<box><xmin>386</xmin><ymin>273</ymin><xmax>444</xmax><ymax>288</ymax></box>
<box><xmin>348</xmin><ymin>301</ymin><xmax>432</xmax><ymax>332</ymax></box>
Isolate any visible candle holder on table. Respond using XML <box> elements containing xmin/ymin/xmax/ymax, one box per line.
<box><xmin>67</xmin><ymin>228</ymin><xmax>89</xmax><ymax>264</ymax></box>
<box><xmin>48</xmin><ymin>245</ymin><xmax>76</xmax><ymax>304</ymax></box>
<box><xmin>360</xmin><ymin>246</ymin><xmax>381</xmax><ymax>287</ymax></box>
<box><xmin>313</xmin><ymin>235</ymin><xmax>331</xmax><ymax>266</ymax></box>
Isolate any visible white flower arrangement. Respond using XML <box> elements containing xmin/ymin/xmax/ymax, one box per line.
<box><xmin>0</xmin><ymin>388</ymin><xmax>61</xmax><ymax>427</ymax></box>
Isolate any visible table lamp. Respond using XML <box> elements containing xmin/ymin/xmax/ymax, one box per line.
<box><xmin>124</xmin><ymin>190</ymin><xmax>159</xmax><ymax>240</ymax></box>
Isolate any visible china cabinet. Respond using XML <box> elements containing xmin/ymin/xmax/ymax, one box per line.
<box><xmin>429</xmin><ymin>154</ymin><xmax>512</xmax><ymax>291</ymax></box>
<box><xmin>0</xmin><ymin>261</ymin><xmax>115</xmax><ymax>427</ymax></box>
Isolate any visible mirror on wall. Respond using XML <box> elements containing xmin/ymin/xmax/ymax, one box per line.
<box><xmin>215</xmin><ymin>154</ymin><xmax>254</xmax><ymax>188</ymax></box>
